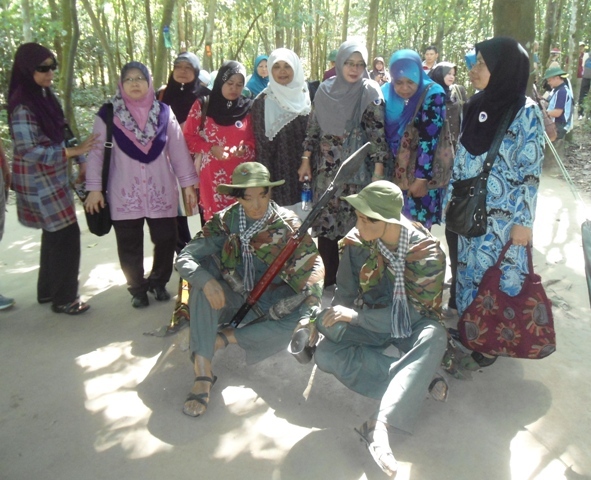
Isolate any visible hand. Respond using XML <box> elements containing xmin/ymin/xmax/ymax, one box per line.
<box><xmin>67</xmin><ymin>134</ymin><xmax>100</xmax><ymax>158</ymax></box>
<box><xmin>510</xmin><ymin>224</ymin><xmax>532</xmax><ymax>246</ymax></box>
<box><xmin>232</xmin><ymin>141</ymin><xmax>247</xmax><ymax>158</ymax></box>
<box><xmin>321</xmin><ymin>305</ymin><xmax>355</xmax><ymax>327</ymax></box>
<box><xmin>210</xmin><ymin>145</ymin><xmax>225</xmax><ymax>160</ymax></box>
<box><xmin>183</xmin><ymin>186</ymin><xmax>197</xmax><ymax>208</ymax></box>
<box><xmin>203</xmin><ymin>278</ymin><xmax>226</xmax><ymax>310</ymax></box>
<box><xmin>408</xmin><ymin>178</ymin><xmax>428</xmax><ymax>198</ymax></box>
<box><xmin>84</xmin><ymin>191</ymin><xmax>105</xmax><ymax>214</ymax></box>
<box><xmin>298</xmin><ymin>156</ymin><xmax>312</xmax><ymax>182</ymax></box>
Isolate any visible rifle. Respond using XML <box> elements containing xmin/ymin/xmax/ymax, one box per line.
<box><xmin>229</xmin><ymin>142</ymin><xmax>372</xmax><ymax>328</ymax></box>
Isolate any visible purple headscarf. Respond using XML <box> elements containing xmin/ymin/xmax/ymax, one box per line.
<box><xmin>8</xmin><ymin>43</ymin><xmax>65</xmax><ymax>144</ymax></box>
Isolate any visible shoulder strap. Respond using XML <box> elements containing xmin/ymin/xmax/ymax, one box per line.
<box><xmin>200</xmin><ymin>96</ymin><xmax>209</xmax><ymax>133</ymax></box>
<box><xmin>481</xmin><ymin>104</ymin><xmax>519</xmax><ymax>175</ymax></box>
<box><xmin>101</xmin><ymin>103</ymin><xmax>114</xmax><ymax>195</ymax></box>
<box><xmin>410</xmin><ymin>84</ymin><xmax>432</xmax><ymax>124</ymax></box>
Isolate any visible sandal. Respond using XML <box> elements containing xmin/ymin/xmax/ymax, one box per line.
<box><xmin>428</xmin><ymin>374</ymin><xmax>449</xmax><ymax>402</ymax></box>
<box><xmin>51</xmin><ymin>301</ymin><xmax>90</xmax><ymax>315</ymax></box>
<box><xmin>216</xmin><ymin>331</ymin><xmax>230</xmax><ymax>351</ymax></box>
<box><xmin>182</xmin><ymin>375</ymin><xmax>217</xmax><ymax>417</ymax></box>
<box><xmin>354</xmin><ymin>421</ymin><xmax>398</xmax><ymax>477</ymax></box>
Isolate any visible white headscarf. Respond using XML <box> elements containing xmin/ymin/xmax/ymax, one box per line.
<box><xmin>263</xmin><ymin>48</ymin><xmax>311</xmax><ymax>140</ymax></box>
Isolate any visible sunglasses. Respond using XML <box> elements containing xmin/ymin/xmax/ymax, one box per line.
<box><xmin>35</xmin><ymin>63</ymin><xmax>58</xmax><ymax>73</ymax></box>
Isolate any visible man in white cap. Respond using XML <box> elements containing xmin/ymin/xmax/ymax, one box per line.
<box><xmin>177</xmin><ymin>162</ymin><xmax>324</xmax><ymax>417</ymax></box>
<box><xmin>314</xmin><ymin>180</ymin><xmax>447</xmax><ymax>477</ymax></box>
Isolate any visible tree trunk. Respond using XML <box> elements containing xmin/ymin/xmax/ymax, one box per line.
<box><xmin>493</xmin><ymin>0</ymin><xmax>535</xmax><ymax>49</ymax></box>
<box><xmin>80</xmin><ymin>0</ymin><xmax>117</xmax><ymax>91</ymax></box>
<box><xmin>59</xmin><ymin>0</ymin><xmax>80</xmax><ymax>135</ymax></box>
<box><xmin>203</xmin><ymin>0</ymin><xmax>217</xmax><ymax>71</ymax></box>
<box><xmin>120</xmin><ymin>0</ymin><xmax>134</xmax><ymax>61</ymax></box>
<box><xmin>21</xmin><ymin>0</ymin><xmax>33</xmax><ymax>42</ymax></box>
<box><xmin>153</xmin><ymin>0</ymin><xmax>176</xmax><ymax>88</ymax></box>
<box><xmin>46</xmin><ymin>0</ymin><xmax>63</xmax><ymax>64</ymax></box>
<box><xmin>341</xmin><ymin>0</ymin><xmax>350</xmax><ymax>43</ymax></box>
<box><xmin>366</xmin><ymin>0</ymin><xmax>380</xmax><ymax>62</ymax></box>
<box><xmin>145</xmin><ymin>0</ymin><xmax>155</xmax><ymax>73</ymax></box>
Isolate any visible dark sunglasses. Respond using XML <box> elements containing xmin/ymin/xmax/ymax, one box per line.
<box><xmin>35</xmin><ymin>63</ymin><xmax>58</xmax><ymax>73</ymax></box>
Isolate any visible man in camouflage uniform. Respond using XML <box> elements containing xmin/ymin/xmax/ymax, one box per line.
<box><xmin>314</xmin><ymin>181</ymin><xmax>446</xmax><ymax>477</ymax></box>
<box><xmin>177</xmin><ymin>162</ymin><xmax>324</xmax><ymax>417</ymax></box>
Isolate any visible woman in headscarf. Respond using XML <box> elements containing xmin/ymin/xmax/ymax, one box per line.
<box><xmin>299</xmin><ymin>40</ymin><xmax>390</xmax><ymax>286</ymax></box>
<box><xmin>369</xmin><ymin>56</ymin><xmax>390</xmax><ymax>86</ymax></box>
<box><xmin>383</xmin><ymin>49</ymin><xmax>446</xmax><ymax>229</ymax></box>
<box><xmin>251</xmin><ymin>48</ymin><xmax>311</xmax><ymax>208</ymax></box>
<box><xmin>245</xmin><ymin>55</ymin><xmax>269</xmax><ymax>98</ymax></box>
<box><xmin>449</xmin><ymin>37</ymin><xmax>544</xmax><ymax>368</ymax></box>
<box><xmin>158</xmin><ymin>52</ymin><xmax>205</xmax><ymax>252</ymax></box>
<box><xmin>184</xmin><ymin>61</ymin><xmax>256</xmax><ymax>221</ymax></box>
<box><xmin>429</xmin><ymin>61</ymin><xmax>468</xmax><ymax>318</ymax></box>
<box><xmin>85</xmin><ymin>62</ymin><xmax>198</xmax><ymax>309</ymax></box>
<box><xmin>8</xmin><ymin>43</ymin><xmax>98</xmax><ymax>315</ymax></box>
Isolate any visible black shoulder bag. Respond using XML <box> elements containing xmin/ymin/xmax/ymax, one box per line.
<box><xmin>446</xmin><ymin>106</ymin><xmax>516</xmax><ymax>238</ymax></box>
<box><xmin>85</xmin><ymin>103</ymin><xmax>114</xmax><ymax>237</ymax></box>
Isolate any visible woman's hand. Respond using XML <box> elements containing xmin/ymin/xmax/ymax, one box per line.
<box><xmin>408</xmin><ymin>178</ymin><xmax>428</xmax><ymax>198</ymax></box>
<box><xmin>66</xmin><ymin>134</ymin><xmax>100</xmax><ymax>158</ymax></box>
<box><xmin>183</xmin><ymin>185</ymin><xmax>197</xmax><ymax>208</ymax></box>
<box><xmin>510</xmin><ymin>224</ymin><xmax>532</xmax><ymax>246</ymax></box>
<box><xmin>84</xmin><ymin>191</ymin><xmax>105</xmax><ymax>214</ymax></box>
<box><xmin>298</xmin><ymin>154</ymin><xmax>312</xmax><ymax>182</ymax></box>
<box><xmin>321</xmin><ymin>305</ymin><xmax>355</xmax><ymax>327</ymax></box>
<box><xmin>203</xmin><ymin>278</ymin><xmax>226</xmax><ymax>310</ymax></box>
<box><xmin>210</xmin><ymin>145</ymin><xmax>225</xmax><ymax>160</ymax></box>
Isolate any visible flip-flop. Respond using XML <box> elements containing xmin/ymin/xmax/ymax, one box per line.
<box><xmin>182</xmin><ymin>375</ymin><xmax>217</xmax><ymax>417</ymax></box>
<box><xmin>354</xmin><ymin>421</ymin><xmax>398</xmax><ymax>477</ymax></box>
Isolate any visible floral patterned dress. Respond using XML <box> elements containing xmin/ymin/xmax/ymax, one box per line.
<box><xmin>183</xmin><ymin>100</ymin><xmax>256</xmax><ymax>221</ymax></box>
<box><xmin>302</xmin><ymin>99</ymin><xmax>389</xmax><ymax>240</ymax></box>
<box><xmin>448</xmin><ymin>101</ymin><xmax>544</xmax><ymax>315</ymax></box>
<box><xmin>388</xmin><ymin>91</ymin><xmax>446</xmax><ymax>228</ymax></box>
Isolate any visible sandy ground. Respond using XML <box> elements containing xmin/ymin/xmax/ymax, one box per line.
<box><xmin>0</xmin><ymin>170</ymin><xmax>590</xmax><ymax>480</ymax></box>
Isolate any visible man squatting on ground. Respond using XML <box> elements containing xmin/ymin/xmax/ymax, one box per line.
<box><xmin>176</xmin><ymin>162</ymin><xmax>324</xmax><ymax>417</ymax></box>
<box><xmin>314</xmin><ymin>181</ymin><xmax>447</xmax><ymax>477</ymax></box>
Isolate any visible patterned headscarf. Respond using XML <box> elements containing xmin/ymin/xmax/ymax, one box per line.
<box><xmin>239</xmin><ymin>202</ymin><xmax>274</xmax><ymax>292</ymax></box>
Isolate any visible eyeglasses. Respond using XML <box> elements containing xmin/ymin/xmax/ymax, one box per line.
<box><xmin>35</xmin><ymin>63</ymin><xmax>58</xmax><ymax>73</ymax></box>
<box><xmin>123</xmin><ymin>76</ymin><xmax>148</xmax><ymax>84</ymax></box>
<box><xmin>344</xmin><ymin>61</ymin><xmax>367</xmax><ymax>69</ymax></box>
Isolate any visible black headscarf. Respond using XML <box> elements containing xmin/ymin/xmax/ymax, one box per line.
<box><xmin>429</xmin><ymin>61</ymin><xmax>456</xmax><ymax>98</ymax></box>
<box><xmin>205</xmin><ymin>61</ymin><xmax>252</xmax><ymax>126</ymax></box>
<box><xmin>8</xmin><ymin>43</ymin><xmax>65</xmax><ymax>144</ymax></box>
<box><xmin>461</xmin><ymin>37</ymin><xmax>529</xmax><ymax>156</ymax></box>
<box><xmin>161</xmin><ymin>52</ymin><xmax>204</xmax><ymax>124</ymax></box>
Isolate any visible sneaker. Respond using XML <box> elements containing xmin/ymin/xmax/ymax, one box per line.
<box><xmin>131</xmin><ymin>293</ymin><xmax>150</xmax><ymax>308</ymax></box>
<box><xmin>0</xmin><ymin>294</ymin><xmax>15</xmax><ymax>310</ymax></box>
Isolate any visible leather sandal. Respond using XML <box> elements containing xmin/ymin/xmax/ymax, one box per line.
<box><xmin>428</xmin><ymin>374</ymin><xmax>449</xmax><ymax>402</ymax></box>
<box><xmin>51</xmin><ymin>301</ymin><xmax>90</xmax><ymax>315</ymax></box>
<box><xmin>182</xmin><ymin>375</ymin><xmax>217</xmax><ymax>417</ymax></box>
<box><xmin>216</xmin><ymin>331</ymin><xmax>230</xmax><ymax>351</ymax></box>
<box><xmin>354</xmin><ymin>421</ymin><xmax>398</xmax><ymax>477</ymax></box>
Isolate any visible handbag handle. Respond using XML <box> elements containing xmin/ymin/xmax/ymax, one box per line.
<box><xmin>494</xmin><ymin>240</ymin><xmax>535</xmax><ymax>277</ymax></box>
<box><xmin>101</xmin><ymin>103</ymin><xmax>114</xmax><ymax>196</ymax></box>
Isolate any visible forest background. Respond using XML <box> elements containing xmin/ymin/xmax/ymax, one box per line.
<box><xmin>0</xmin><ymin>0</ymin><xmax>590</xmax><ymax>138</ymax></box>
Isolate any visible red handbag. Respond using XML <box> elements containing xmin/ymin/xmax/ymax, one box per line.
<box><xmin>458</xmin><ymin>241</ymin><xmax>556</xmax><ymax>359</ymax></box>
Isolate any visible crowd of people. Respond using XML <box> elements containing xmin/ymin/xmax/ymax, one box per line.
<box><xmin>3</xmin><ymin>36</ymin><xmax>557</xmax><ymax>476</ymax></box>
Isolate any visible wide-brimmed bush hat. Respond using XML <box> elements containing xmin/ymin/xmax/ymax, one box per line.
<box><xmin>217</xmin><ymin>162</ymin><xmax>285</xmax><ymax>195</ymax></box>
<box><xmin>543</xmin><ymin>66</ymin><xmax>567</xmax><ymax>79</ymax></box>
<box><xmin>342</xmin><ymin>180</ymin><xmax>404</xmax><ymax>224</ymax></box>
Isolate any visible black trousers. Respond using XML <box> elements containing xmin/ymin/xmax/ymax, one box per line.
<box><xmin>113</xmin><ymin>217</ymin><xmax>177</xmax><ymax>296</ymax></box>
<box><xmin>579</xmin><ymin>78</ymin><xmax>590</xmax><ymax>116</ymax></box>
<box><xmin>445</xmin><ymin>227</ymin><xmax>458</xmax><ymax>310</ymax></box>
<box><xmin>318</xmin><ymin>236</ymin><xmax>342</xmax><ymax>287</ymax></box>
<box><xmin>38</xmin><ymin>222</ymin><xmax>81</xmax><ymax>306</ymax></box>
<box><xmin>176</xmin><ymin>215</ymin><xmax>192</xmax><ymax>254</ymax></box>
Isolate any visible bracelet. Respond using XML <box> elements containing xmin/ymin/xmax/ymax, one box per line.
<box><xmin>301</xmin><ymin>156</ymin><xmax>310</xmax><ymax>161</ymax></box>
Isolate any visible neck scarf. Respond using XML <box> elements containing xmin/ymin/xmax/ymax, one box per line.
<box><xmin>313</xmin><ymin>40</ymin><xmax>382</xmax><ymax>136</ymax></box>
<box><xmin>428</xmin><ymin>61</ymin><xmax>456</xmax><ymax>98</ymax></box>
<box><xmin>263</xmin><ymin>48</ymin><xmax>311</xmax><ymax>140</ymax></box>
<box><xmin>161</xmin><ymin>52</ymin><xmax>201</xmax><ymax>124</ymax></box>
<box><xmin>377</xmin><ymin>229</ymin><xmax>411</xmax><ymax>338</ymax></box>
<box><xmin>382</xmin><ymin>49</ymin><xmax>443</xmax><ymax>147</ymax></box>
<box><xmin>461</xmin><ymin>37</ymin><xmax>529</xmax><ymax>156</ymax></box>
<box><xmin>206</xmin><ymin>61</ymin><xmax>253</xmax><ymax>126</ymax></box>
<box><xmin>239</xmin><ymin>202</ymin><xmax>274</xmax><ymax>292</ymax></box>
<box><xmin>246</xmin><ymin>55</ymin><xmax>269</xmax><ymax>97</ymax></box>
<box><xmin>8</xmin><ymin>43</ymin><xmax>65</xmax><ymax>143</ymax></box>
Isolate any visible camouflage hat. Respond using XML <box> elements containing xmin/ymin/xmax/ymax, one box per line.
<box><xmin>342</xmin><ymin>180</ymin><xmax>404</xmax><ymax>224</ymax></box>
<box><xmin>217</xmin><ymin>162</ymin><xmax>285</xmax><ymax>195</ymax></box>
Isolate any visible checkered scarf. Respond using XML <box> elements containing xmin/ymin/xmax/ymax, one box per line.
<box><xmin>377</xmin><ymin>227</ymin><xmax>411</xmax><ymax>338</ymax></box>
<box><xmin>239</xmin><ymin>203</ymin><xmax>274</xmax><ymax>292</ymax></box>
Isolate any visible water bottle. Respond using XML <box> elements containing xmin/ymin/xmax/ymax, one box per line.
<box><xmin>301</xmin><ymin>176</ymin><xmax>312</xmax><ymax>211</ymax></box>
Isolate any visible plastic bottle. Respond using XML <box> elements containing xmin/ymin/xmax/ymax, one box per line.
<box><xmin>301</xmin><ymin>176</ymin><xmax>312</xmax><ymax>211</ymax></box>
